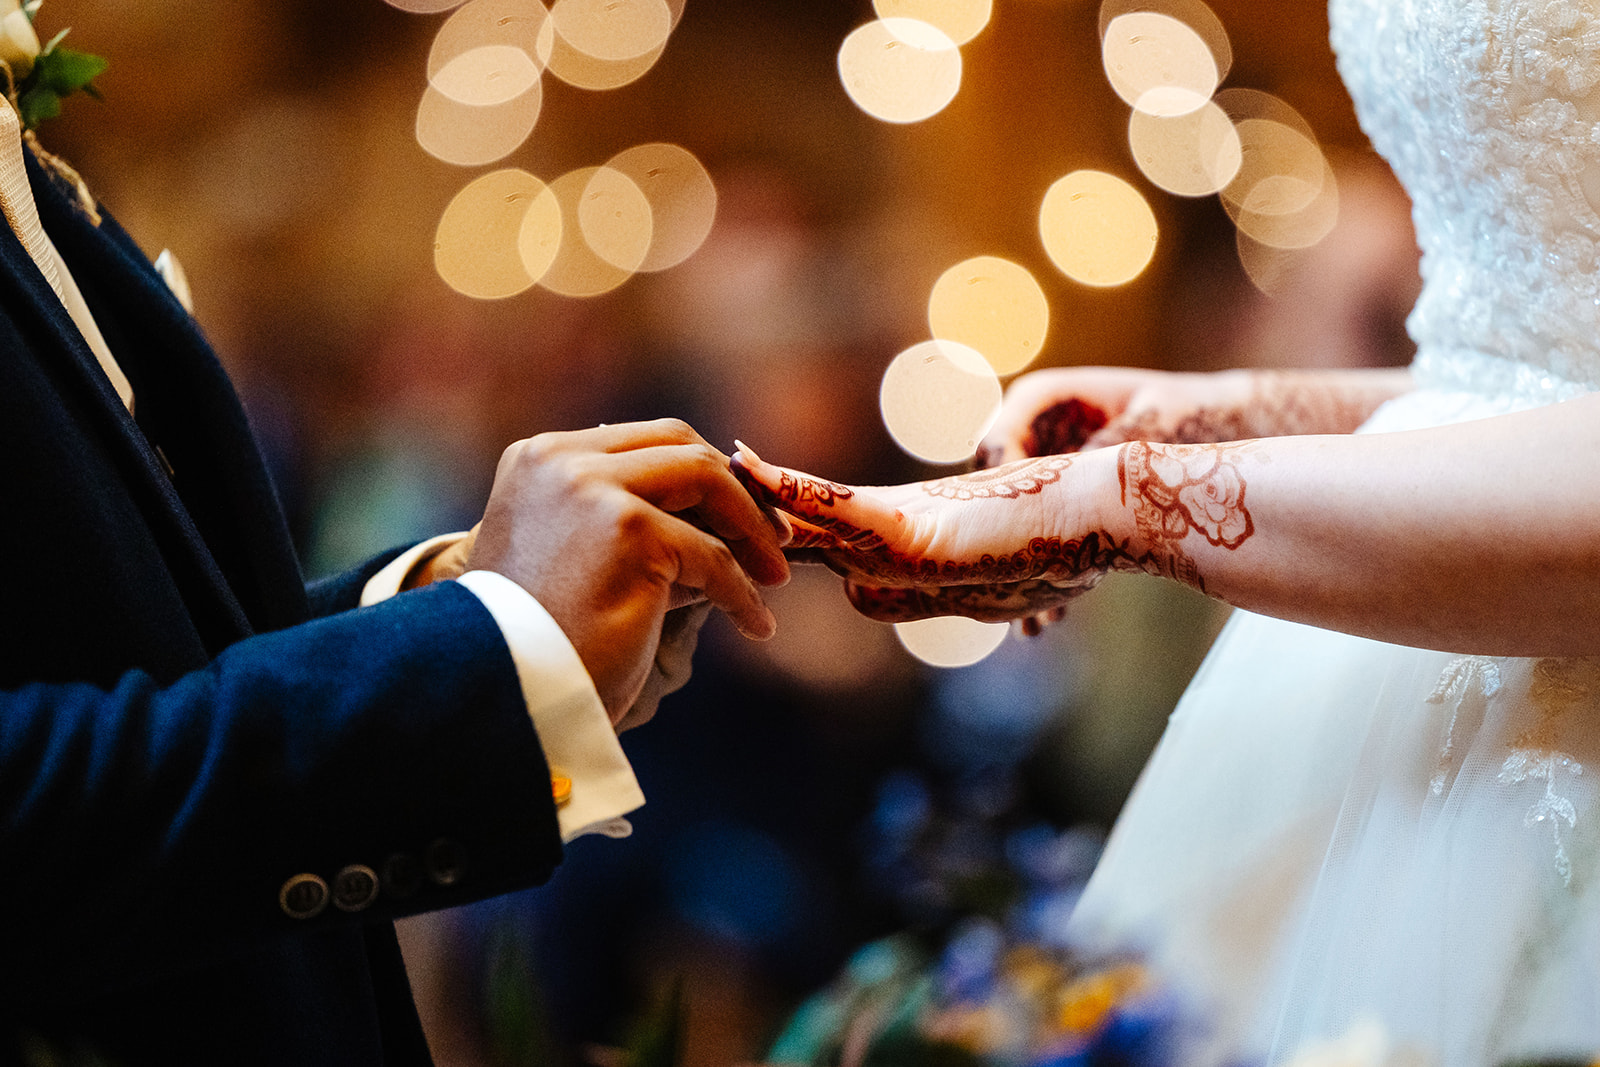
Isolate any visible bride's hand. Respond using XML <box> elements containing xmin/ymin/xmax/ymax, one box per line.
<box><xmin>732</xmin><ymin>442</ymin><xmax>1132</xmax><ymax>623</ymax></box>
<box><xmin>978</xmin><ymin>366</ymin><xmax>1411</xmax><ymax>468</ymax></box>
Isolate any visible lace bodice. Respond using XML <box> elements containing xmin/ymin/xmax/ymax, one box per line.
<box><xmin>1330</xmin><ymin>0</ymin><xmax>1600</xmax><ymax>401</ymax></box>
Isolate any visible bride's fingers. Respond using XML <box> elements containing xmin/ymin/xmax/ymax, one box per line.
<box><xmin>730</xmin><ymin>444</ymin><xmax>903</xmax><ymax>549</ymax></box>
<box><xmin>784</xmin><ymin>515</ymin><xmax>847</xmax><ymax>552</ymax></box>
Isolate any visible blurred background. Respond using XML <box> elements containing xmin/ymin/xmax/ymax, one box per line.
<box><xmin>37</xmin><ymin>0</ymin><xmax>1419</xmax><ymax>1062</ymax></box>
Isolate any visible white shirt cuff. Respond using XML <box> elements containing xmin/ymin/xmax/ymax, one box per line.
<box><xmin>359</xmin><ymin>533</ymin><xmax>467</xmax><ymax>607</ymax></box>
<box><xmin>455</xmin><ymin>570</ymin><xmax>644</xmax><ymax>842</ymax></box>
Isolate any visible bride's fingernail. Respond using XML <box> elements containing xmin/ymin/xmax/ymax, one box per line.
<box><xmin>734</xmin><ymin>439</ymin><xmax>763</xmax><ymax>466</ymax></box>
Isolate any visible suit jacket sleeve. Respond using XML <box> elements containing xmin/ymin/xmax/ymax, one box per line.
<box><xmin>0</xmin><ymin>579</ymin><xmax>563</xmax><ymax>1002</ymax></box>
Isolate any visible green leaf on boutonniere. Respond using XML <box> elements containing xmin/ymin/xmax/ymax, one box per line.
<box><xmin>32</xmin><ymin>45</ymin><xmax>105</xmax><ymax>97</ymax></box>
<box><xmin>17</xmin><ymin>31</ymin><xmax>106</xmax><ymax>131</ymax></box>
<box><xmin>17</xmin><ymin>84</ymin><xmax>59</xmax><ymax>129</ymax></box>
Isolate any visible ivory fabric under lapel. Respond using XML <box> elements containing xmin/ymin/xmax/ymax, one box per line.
<box><xmin>0</xmin><ymin>154</ymin><xmax>565</xmax><ymax>1064</ymax></box>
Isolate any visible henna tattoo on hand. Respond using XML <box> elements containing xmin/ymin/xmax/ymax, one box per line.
<box><xmin>920</xmin><ymin>456</ymin><xmax>1076</xmax><ymax>500</ymax></box>
<box><xmin>1119</xmin><ymin>441</ymin><xmax>1255</xmax><ymax>592</ymax></box>
<box><xmin>739</xmin><ymin>440</ymin><xmax>1260</xmax><ymax>622</ymax></box>
<box><xmin>846</xmin><ymin>577</ymin><xmax>1101</xmax><ymax>623</ymax></box>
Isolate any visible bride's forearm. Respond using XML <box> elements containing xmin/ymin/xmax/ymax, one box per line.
<box><xmin>1112</xmin><ymin>366</ymin><xmax>1414</xmax><ymax>443</ymax></box>
<box><xmin>1121</xmin><ymin>394</ymin><xmax>1600</xmax><ymax>655</ymax></box>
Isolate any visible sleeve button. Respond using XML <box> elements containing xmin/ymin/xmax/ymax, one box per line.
<box><xmin>425</xmin><ymin>838</ymin><xmax>467</xmax><ymax>887</ymax></box>
<box><xmin>279</xmin><ymin>873</ymin><xmax>329</xmax><ymax>920</ymax></box>
<box><xmin>332</xmin><ymin>864</ymin><xmax>380</xmax><ymax>912</ymax></box>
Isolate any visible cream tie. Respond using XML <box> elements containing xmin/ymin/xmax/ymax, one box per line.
<box><xmin>0</xmin><ymin>98</ymin><xmax>133</xmax><ymax>412</ymax></box>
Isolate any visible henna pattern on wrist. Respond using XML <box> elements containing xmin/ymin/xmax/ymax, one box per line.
<box><xmin>1119</xmin><ymin>441</ymin><xmax>1255</xmax><ymax>592</ymax></box>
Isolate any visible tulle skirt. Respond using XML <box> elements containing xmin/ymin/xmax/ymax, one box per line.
<box><xmin>1066</xmin><ymin>358</ymin><xmax>1600</xmax><ymax>1065</ymax></box>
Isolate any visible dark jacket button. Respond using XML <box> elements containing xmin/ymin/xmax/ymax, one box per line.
<box><xmin>381</xmin><ymin>853</ymin><xmax>423</xmax><ymax>900</ymax></box>
<box><xmin>279</xmin><ymin>874</ymin><xmax>329</xmax><ymax>920</ymax></box>
<box><xmin>425</xmin><ymin>838</ymin><xmax>467</xmax><ymax>886</ymax></box>
<box><xmin>332</xmin><ymin>865</ymin><xmax>380</xmax><ymax>912</ymax></box>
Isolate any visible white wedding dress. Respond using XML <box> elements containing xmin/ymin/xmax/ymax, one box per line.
<box><xmin>1066</xmin><ymin>1</ymin><xmax>1600</xmax><ymax>1063</ymax></box>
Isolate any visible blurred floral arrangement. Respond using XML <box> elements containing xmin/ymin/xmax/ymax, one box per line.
<box><xmin>762</xmin><ymin>771</ymin><xmax>1186</xmax><ymax>1067</ymax></box>
<box><xmin>764</xmin><ymin>930</ymin><xmax>1177</xmax><ymax>1067</ymax></box>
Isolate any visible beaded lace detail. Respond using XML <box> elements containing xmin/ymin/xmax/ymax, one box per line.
<box><xmin>1331</xmin><ymin>0</ymin><xmax>1600</xmax><ymax>394</ymax></box>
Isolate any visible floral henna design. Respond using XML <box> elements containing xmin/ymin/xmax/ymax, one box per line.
<box><xmin>920</xmin><ymin>456</ymin><xmax>1077</xmax><ymax>500</ymax></box>
<box><xmin>735</xmin><ymin>454</ymin><xmax>1132</xmax><ymax>587</ymax></box>
<box><xmin>1119</xmin><ymin>441</ymin><xmax>1255</xmax><ymax>592</ymax></box>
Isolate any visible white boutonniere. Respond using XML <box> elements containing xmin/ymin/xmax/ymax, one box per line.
<box><xmin>0</xmin><ymin>1</ymin><xmax>106</xmax><ymax>131</ymax></box>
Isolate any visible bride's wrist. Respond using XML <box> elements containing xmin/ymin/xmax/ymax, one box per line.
<box><xmin>1113</xmin><ymin>440</ymin><xmax>1257</xmax><ymax>594</ymax></box>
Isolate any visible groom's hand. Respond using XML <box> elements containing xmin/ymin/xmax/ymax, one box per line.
<box><xmin>467</xmin><ymin>419</ymin><xmax>786</xmax><ymax>723</ymax></box>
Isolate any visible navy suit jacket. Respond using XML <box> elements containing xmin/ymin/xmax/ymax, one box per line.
<box><xmin>0</xmin><ymin>151</ymin><xmax>565</xmax><ymax>1063</ymax></box>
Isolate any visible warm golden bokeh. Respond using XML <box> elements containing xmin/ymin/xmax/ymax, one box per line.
<box><xmin>384</xmin><ymin>0</ymin><xmax>467</xmax><ymax>12</ymax></box>
<box><xmin>1099</xmin><ymin>0</ymin><xmax>1232</xmax><ymax>86</ymax></box>
<box><xmin>539</xmin><ymin>167</ymin><xmax>639</xmax><ymax>297</ymax></box>
<box><xmin>873</xmin><ymin>0</ymin><xmax>992</xmax><ymax>47</ymax></box>
<box><xmin>434</xmin><ymin>168</ymin><xmax>551</xmax><ymax>298</ymax></box>
<box><xmin>430</xmin><ymin>44</ymin><xmax>542</xmax><ymax>106</ymax></box>
<box><xmin>895</xmin><ymin>616</ymin><xmax>1010</xmax><ymax>668</ymax></box>
<box><xmin>415</xmin><ymin>79</ymin><xmax>544</xmax><ymax>166</ymax></box>
<box><xmin>1101</xmin><ymin>12</ymin><xmax>1217</xmax><ymax>117</ymax></box>
<box><xmin>838</xmin><ymin>17</ymin><xmax>963</xmax><ymax>125</ymax></box>
<box><xmin>544</xmin><ymin>27</ymin><xmax>665</xmax><ymax>89</ymax></box>
<box><xmin>516</xmin><ymin>181</ymin><xmax>566</xmax><ymax>284</ymax></box>
<box><xmin>878</xmin><ymin>338</ymin><xmax>1001</xmax><ymax>463</ymax></box>
<box><xmin>927</xmin><ymin>255</ymin><xmax>1050</xmax><ymax>376</ymax></box>
<box><xmin>605</xmin><ymin>143</ymin><xmax>718</xmax><ymax>272</ymax></box>
<box><xmin>1039</xmin><ymin>170</ymin><xmax>1159</xmax><ymax>288</ymax></box>
<box><xmin>1128</xmin><ymin>100</ymin><xmax>1241</xmax><ymax>197</ymax></box>
<box><xmin>576</xmin><ymin>165</ymin><xmax>654</xmax><ymax>272</ymax></box>
<box><xmin>428</xmin><ymin>0</ymin><xmax>553</xmax><ymax>86</ymax></box>
<box><xmin>549</xmin><ymin>0</ymin><xmax>672</xmax><ymax>62</ymax></box>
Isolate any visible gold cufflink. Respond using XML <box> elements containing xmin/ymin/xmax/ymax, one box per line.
<box><xmin>552</xmin><ymin>776</ymin><xmax>573</xmax><ymax>808</ymax></box>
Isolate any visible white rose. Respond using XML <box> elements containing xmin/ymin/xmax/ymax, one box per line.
<box><xmin>0</xmin><ymin>9</ymin><xmax>38</xmax><ymax>77</ymax></box>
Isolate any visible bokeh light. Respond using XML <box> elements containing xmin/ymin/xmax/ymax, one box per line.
<box><xmin>539</xmin><ymin>167</ymin><xmax>638</xmax><ymax>297</ymax></box>
<box><xmin>430</xmin><ymin>44</ymin><xmax>543</xmax><ymax>106</ymax></box>
<box><xmin>1216</xmin><ymin>96</ymin><xmax>1339</xmax><ymax>250</ymax></box>
<box><xmin>546</xmin><ymin>28</ymin><xmax>666</xmax><ymax>89</ymax></box>
<box><xmin>873</xmin><ymin>0</ymin><xmax>992</xmax><ymax>47</ymax></box>
<box><xmin>927</xmin><ymin>256</ymin><xmax>1050</xmax><ymax>376</ymax></box>
<box><xmin>386</xmin><ymin>0</ymin><xmax>469</xmax><ymax>13</ymax></box>
<box><xmin>415</xmin><ymin>78</ymin><xmax>544</xmax><ymax>166</ymax></box>
<box><xmin>434</xmin><ymin>168</ymin><xmax>555</xmax><ymax>299</ymax></box>
<box><xmin>1101</xmin><ymin>12</ymin><xmax>1217</xmax><ymax>117</ymax></box>
<box><xmin>577</xmin><ymin>165</ymin><xmax>654</xmax><ymax>272</ymax></box>
<box><xmin>879</xmin><ymin>339</ymin><xmax>1002</xmax><ymax>464</ymax></box>
<box><xmin>549</xmin><ymin>0</ymin><xmax>672</xmax><ymax>62</ymax></box>
<box><xmin>1098</xmin><ymin>0</ymin><xmax>1231</xmax><ymax>85</ymax></box>
<box><xmin>1236</xmin><ymin>230</ymin><xmax>1297</xmax><ymax>294</ymax></box>
<box><xmin>605</xmin><ymin>143</ymin><xmax>718</xmax><ymax>272</ymax></box>
<box><xmin>517</xmin><ymin>180</ymin><xmax>565</xmax><ymax>284</ymax></box>
<box><xmin>1039</xmin><ymin>170</ymin><xmax>1159</xmax><ymax>288</ymax></box>
<box><xmin>895</xmin><ymin>616</ymin><xmax>1010</xmax><ymax>668</ymax></box>
<box><xmin>428</xmin><ymin>0</ymin><xmax>554</xmax><ymax>89</ymax></box>
<box><xmin>838</xmin><ymin>18</ymin><xmax>963</xmax><ymax>125</ymax></box>
<box><xmin>1128</xmin><ymin>99</ymin><xmax>1241</xmax><ymax>197</ymax></box>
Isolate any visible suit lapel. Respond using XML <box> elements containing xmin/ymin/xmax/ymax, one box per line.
<box><xmin>13</xmin><ymin>153</ymin><xmax>279</xmax><ymax>649</ymax></box>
